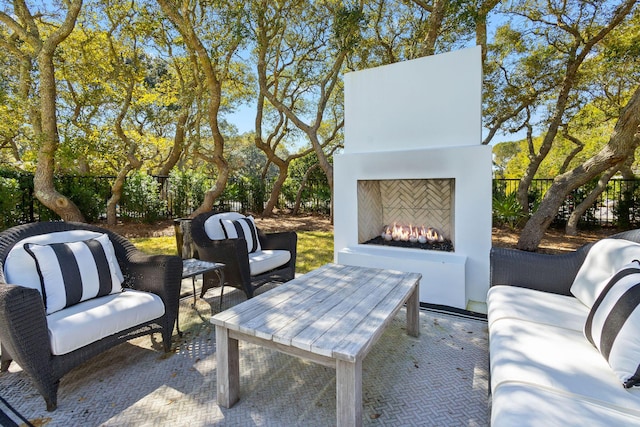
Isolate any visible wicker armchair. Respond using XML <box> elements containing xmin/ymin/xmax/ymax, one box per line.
<box><xmin>191</xmin><ymin>212</ymin><xmax>297</xmax><ymax>299</ymax></box>
<box><xmin>0</xmin><ymin>221</ymin><xmax>182</xmax><ymax>411</ymax></box>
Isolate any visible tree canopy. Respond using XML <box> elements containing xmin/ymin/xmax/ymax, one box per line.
<box><xmin>0</xmin><ymin>0</ymin><xmax>638</xmax><ymax>247</ymax></box>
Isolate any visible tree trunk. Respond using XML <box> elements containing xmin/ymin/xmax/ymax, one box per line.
<box><xmin>517</xmin><ymin>85</ymin><xmax>640</xmax><ymax>251</ymax></box>
<box><xmin>565</xmin><ymin>165</ymin><xmax>618</xmax><ymax>236</ymax></box>
<box><xmin>293</xmin><ymin>163</ymin><xmax>321</xmax><ymax>215</ymax></box>
<box><xmin>8</xmin><ymin>0</ymin><xmax>85</xmax><ymax>221</ymax></box>
<box><xmin>106</xmin><ymin>168</ymin><xmax>130</xmax><ymax>225</ymax></box>
<box><xmin>158</xmin><ymin>0</ymin><xmax>231</xmax><ymax>217</ymax></box>
<box><xmin>34</xmin><ymin>47</ymin><xmax>84</xmax><ymax>221</ymax></box>
<box><xmin>157</xmin><ymin>94</ymin><xmax>191</xmax><ymax>176</ymax></box>
<box><xmin>515</xmin><ymin>0</ymin><xmax>635</xmax><ymax>218</ymax></box>
<box><xmin>263</xmin><ymin>163</ymin><xmax>288</xmax><ymax>216</ymax></box>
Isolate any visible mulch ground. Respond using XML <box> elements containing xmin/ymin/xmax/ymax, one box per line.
<box><xmin>95</xmin><ymin>214</ymin><xmax>620</xmax><ymax>254</ymax></box>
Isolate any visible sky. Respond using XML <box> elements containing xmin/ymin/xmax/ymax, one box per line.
<box><xmin>224</xmin><ymin>95</ymin><xmax>526</xmax><ymax>149</ymax></box>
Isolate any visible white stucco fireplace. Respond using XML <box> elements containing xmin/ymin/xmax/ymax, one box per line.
<box><xmin>334</xmin><ymin>47</ymin><xmax>492</xmax><ymax>311</ymax></box>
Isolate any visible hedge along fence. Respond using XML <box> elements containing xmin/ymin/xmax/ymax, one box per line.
<box><xmin>0</xmin><ymin>169</ymin><xmax>331</xmax><ymax>228</ymax></box>
<box><xmin>1</xmin><ymin>168</ymin><xmax>639</xmax><ymax>230</ymax></box>
<box><xmin>493</xmin><ymin>178</ymin><xmax>640</xmax><ymax>229</ymax></box>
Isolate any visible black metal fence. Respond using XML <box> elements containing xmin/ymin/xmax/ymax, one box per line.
<box><xmin>494</xmin><ymin>178</ymin><xmax>640</xmax><ymax>229</ymax></box>
<box><xmin>0</xmin><ymin>170</ymin><xmax>331</xmax><ymax>227</ymax></box>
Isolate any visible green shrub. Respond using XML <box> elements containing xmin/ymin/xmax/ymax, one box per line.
<box><xmin>492</xmin><ymin>191</ymin><xmax>525</xmax><ymax>229</ymax></box>
<box><xmin>121</xmin><ymin>171</ymin><xmax>167</xmax><ymax>223</ymax></box>
<box><xmin>0</xmin><ymin>177</ymin><xmax>22</xmax><ymax>228</ymax></box>
<box><xmin>168</xmin><ymin>170</ymin><xmax>210</xmax><ymax>218</ymax></box>
<box><xmin>64</xmin><ymin>180</ymin><xmax>106</xmax><ymax>222</ymax></box>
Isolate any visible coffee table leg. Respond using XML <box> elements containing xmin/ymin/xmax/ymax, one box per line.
<box><xmin>406</xmin><ymin>284</ymin><xmax>420</xmax><ymax>337</ymax></box>
<box><xmin>216</xmin><ymin>325</ymin><xmax>239</xmax><ymax>408</ymax></box>
<box><xmin>336</xmin><ymin>358</ymin><xmax>362</xmax><ymax>427</ymax></box>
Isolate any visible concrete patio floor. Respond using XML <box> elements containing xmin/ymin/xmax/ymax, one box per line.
<box><xmin>0</xmin><ymin>277</ymin><xmax>490</xmax><ymax>426</ymax></box>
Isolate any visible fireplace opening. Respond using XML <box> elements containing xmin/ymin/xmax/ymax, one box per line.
<box><xmin>357</xmin><ymin>178</ymin><xmax>455</xmax><ymax>252</ymax></box>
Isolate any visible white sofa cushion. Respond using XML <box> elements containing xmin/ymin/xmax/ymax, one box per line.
<box><xmin>24</xmin><ymin>234</ymin><xmax>123</xmax><ymax>314</ymax></box>
<box><xmin>489</xmin><ymin>315</ymin><xmax>640</xmax><ymax>409</ymax></box>
<box><xmin>571</xmin><ymin>239</ymin><xmax>640</xmax><ymax>308</ymax></box>
<box><xmin>249</xmin><ymin>250</ymin><xmax>291</xmax><ymax>276</ymax></box>
<box><xmin>220</xmin><ymin>216</ymin><xmax>262</xmax><ymax>253</ymax></box>
<box><xmin>487</xmin><ymin>285</ymin><xmax>588</xmax><ymax>332</ymax></box>
<box><xmin>585</xmin><ymin>260</ymin><xmax>640</xmax><ymax>388</ymax></box>
<box><xmin>4</xmin><ymin>230</ymin><xmax>125</xmax><ymax>293</ymax></box>
<box><xmin>203</xmin><ymin>212</ymin><xmax>244</xmax><ymax>240</ymax></box>
<box><xmin>46</xmin><ymin>289</ymin><xmax>165</xmax><ymax>355</ymax></box>
<box><xmin>491</xmin><ymin>382</ymin><xmax>640</xmax><ymax>427</ymax></box>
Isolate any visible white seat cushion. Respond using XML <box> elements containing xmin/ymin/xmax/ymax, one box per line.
<box><xmin>491</xmin><ymin>382</ymin><xmax>640</xmax><ymax>427</ymax></box>
<box><xmin>489</xmin><ymin>316</ymin><xmax>640</xmax><ymax>410</ymax></box>
<box><xmin>46</xmin><ymin>290</ymin><xmax>165</xmax><ymax>355</ymax></box>
<box><xmin>487</xmin><ymin>285</ymin><xmax>589</xmax><ymax>332</ymax></box>
<box><xmin>248</xmin><ymin>250</ymin><xmax>291</xmax><ymax>276</ymax></box>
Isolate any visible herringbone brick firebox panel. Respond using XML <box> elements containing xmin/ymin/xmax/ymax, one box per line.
<box><xmin>357</xmin><ymin>179</ymin><xmax>454</xmax><ymax>244</ymax></box>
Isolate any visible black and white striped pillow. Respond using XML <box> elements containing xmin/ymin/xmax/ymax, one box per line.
<box><xmin>584</xmin><ymin>259</ymin><xmax>640</xmax><ymax>388</ymax></box>
<box><xmin>24</xmin><ymin>234</ymin><xmax>124</xmax><ymax>315</ymax></box>
<box><xmin>219</xmin><ymin>216</ymin><xmax>262</xmax><ymax>253</ymax></box>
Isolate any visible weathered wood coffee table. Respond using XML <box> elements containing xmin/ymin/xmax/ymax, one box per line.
<box><xmin>210</xmin><ymin>263</ymin><xmax>421</xmax><ymax>427</ymax></box>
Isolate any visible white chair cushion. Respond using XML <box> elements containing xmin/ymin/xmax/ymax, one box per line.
<box><xmin>584</xmin><ymin>260</ymin><xmax>640</xmax><ymax>388</ymax></box>
<box><xmin>220</xmin><ymin>216</ymin><xmax>262</xmax><ymax>253</ymax></box>
<box><xmin>46</xmin><ymin>290</ymin><xmax>165</xmax><ymax>355</ymax></box>
<box><xmin>487</xmin><ymin>285</ymin><xmax>589</xmax><ymax>332</ymax></box>
<box><xmin>203</xmin><ymin>212</ymin><xmax>244</xmax><ymax>240</ymax></box>
<box><xmin>248</xmin><ymin>250</ymin><xmax>291</xmax><ymax>276</ymax></box>
<box><xmin>4</xmin><ymin>230</ymin><xmax>125</xmax><ymax>293</ymax></box>
<box><xmin>571</xmin><ymin>239</ymin><xmax>640</xmax><ymax>308</ymax></box>
<box><xmin>24</xmin><ymin>233</ymin><xmax>123</xmax><ymax>314</ymax></box>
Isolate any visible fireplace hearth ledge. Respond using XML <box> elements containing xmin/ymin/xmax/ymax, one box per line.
<box><xmin>337</xmin><ymin>245</ymin><xmax>466</xmax><ymax>310</ymax></box>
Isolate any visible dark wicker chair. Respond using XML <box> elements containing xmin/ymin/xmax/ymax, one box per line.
<box><xmin>191</xmin><ymin>212</ymin><xmax>297</xmax><ymax>299</ymax></box>
<box><xmin>0</xmin><ymin>221</ymin><xmax>182</xmax><ymax>411</ymax></box>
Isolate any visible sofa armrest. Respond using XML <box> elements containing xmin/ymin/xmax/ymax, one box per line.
<box><xmin>490</xmin><ymin>246</ymin><xmax>589</xmax><ymax>295</ymax></box>
<box><xmin>0</xmin><ymin>284</ymin><xmax>52</xmax><ymax>375</ymax></box>
<box><xmin>261</xmin><ymin>231</ymin><xmax>297</xmax><ymax>254</ymax></box>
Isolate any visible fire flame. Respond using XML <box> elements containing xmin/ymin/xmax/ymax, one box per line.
<box><xmin>381</xmin><ymin>223</ymin><xmax>446</xmax><ymax>243</ymax></box>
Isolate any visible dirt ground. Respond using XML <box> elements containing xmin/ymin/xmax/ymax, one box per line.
<box><xmin>96</xmin><ymin>213</ymin><xmax>620</xmax><ymax>254</ymax></box>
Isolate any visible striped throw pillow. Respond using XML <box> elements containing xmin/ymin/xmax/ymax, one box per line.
<box><xmin>219</xmin><ymin>216</ymin><xmax>262</xmax><ymax>254</ymax></box>
<box><xmin>584</xmin><ymin>259</ymin><xmax>640</xmax><ymax>388</ymax></box>
<box><xmin>24</xmin><ymin>234</ymin><xmax>124</xmax><ymax>315</ymax></box>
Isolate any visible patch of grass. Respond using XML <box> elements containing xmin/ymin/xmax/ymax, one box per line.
<box><xmin>296</xmin><ymin>231</ymin><xmax>334</xmax><ymax>274</ymax></box>
<box><xmin>130</xmin><ymin>236</ymin><xmax>177</xmax><ymax>256</ymax></box>
<box><xmin>130</xmin><ymin>231</ymin><xmax>334</xmax><ymax>274</ymax></box>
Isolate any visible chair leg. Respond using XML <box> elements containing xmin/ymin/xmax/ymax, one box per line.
<box><xmin>1</xmin><ymin>344</ymin><xmax>12</xmax><ymax>371</ymax></box>
<box><xmin>219</xmin><ymin>282</ymin><xmax>225</xmax><ymax>311</ymax></box>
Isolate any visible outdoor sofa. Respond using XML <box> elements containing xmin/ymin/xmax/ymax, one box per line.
<box><xmin>488</xmin><ymin>229</ymin><xmax>640</xmax><ymax>426</ymax></box>
<box><xmin>0</xmin><ymin>221</ymin><xmax>182</xmax><ymax>411</ymax></box>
